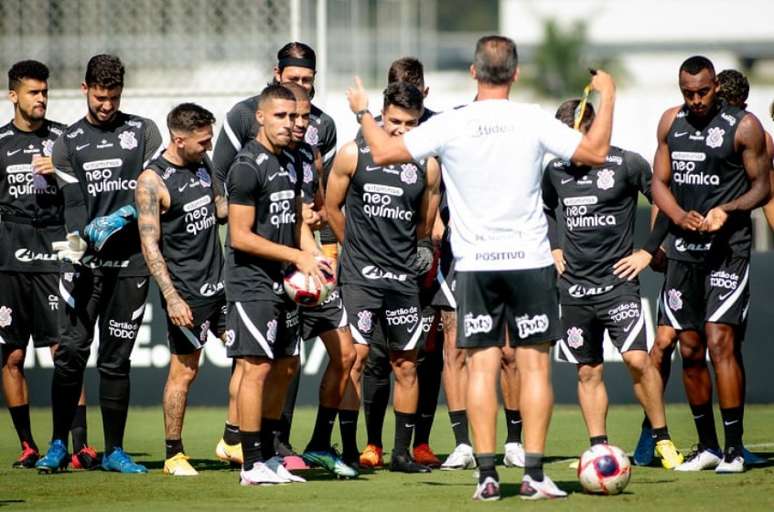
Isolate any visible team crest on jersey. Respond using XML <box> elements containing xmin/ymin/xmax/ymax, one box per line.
<box><xmin>224</xmin><ymin>329</ymin><xmax>235</xmax><ymax>347</ymax></box>
<box><xmin>162</xmin><ymin>167</ymin><xmax>176</xmax><ymax>180</ymax></box>
<box><xmin>667</xmin><ymin>289</ymin><xmax>683</xmax><ymax>311</ymax></box>
<box><xmin>118</xmin><ymin>131</ymin><xmax>138</xmax><ymax>150</ymax></box>
<box><xmin>303</xmin><ymin>162</ymin><xmax>314</xmax><ymax>183</ymax></box>
<box><xmin>596</xmin><ymin>169</ymin><xmax>615</xmax><ymax>190</ymax></box>
<box><xmin>566</xmin><ymin>327</ymin><xmax>584</xmax><ymax>349</ymax></box>
<box><xmin>305</xmin><ymin>125</ymin><xmax>319</xmax><ymax>146</ymax></box>
<box><xmin>0</xmin><ymin>306</ymin><xmax>12</xmax><ymax>327</ymax></box>
<box><xmin>196</xmin><ymin>168</ymin><xmax>212</xmax><ymax>187</ymax></box>
<box><xmin>400</xmin><ymin>163</ymin><xmax>418</xmax><ymax>185</ymax></box>
<box><xmin>357</xmin><ymin>310</ymin><xmax>374</xmax><ymax>334</ymax></box>
<box><xmin>266</xmin><ymin>319</ymin><xmax>278</xmax><ymax>344</ymax></box>
<box><xmin>42</xmin><ymin>139</ymin><xmax>55</xmax><ymax>156</ymax></box>
<box><xmin>706</xmin><ymin>127</ymin><xmax>725</xmax><ymax>149</ymax></box>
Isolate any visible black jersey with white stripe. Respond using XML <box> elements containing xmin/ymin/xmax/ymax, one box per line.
<box><xmin>147</xmin><ymin>155</ymin><xmax>224</xmax><ymax>306</ymax></box>
<box><xmin>665</xmin><ymin>103</ymin><xmax>750</xmax><ymax>262</ymax></box>
<box><xmin>543</xmin><ymin>146</ymin><xmax>652</xmax><ymax>304</ymax></box>
<box><xmin>338</xmin><ymin>134</ymin><xmax>427</xmax><ymax>294</ymax></box>
<box><xmin>52</xmin><ymin>112</ymin><xmax>162</xmax><ymax>275</ymax></box>
<box><xmin>225</xmin><ymin>140</ymin><xmax>302</xmax><ymax>302</ymax></box>
<box><xmin>0</xmin><ymin>120</ymin><xmax>66</xmax><ymax>272</ymax></box>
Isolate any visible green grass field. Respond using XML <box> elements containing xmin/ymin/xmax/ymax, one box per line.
<box><xmin>2</xmin><ymin>405</ymin><xmax>774</xmax><ymax>511</ymax></box>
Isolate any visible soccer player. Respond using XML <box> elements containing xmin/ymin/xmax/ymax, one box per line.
<box><xmin>35</xmin><ymin>55</ymin><xmax>162</xmax><ymax>474</ymax></box>
<box><xmin>651</xmin><ymin>56</ymin><xmax>771</xmax><ymax>473</ymax></box>
<box><xmin>543</xmin><ymin>100</ymin><xmax>683</xmax><ymax>468</ymax></box>
<box><xmin>347</xmin><ymin>35</ymin><xmax>616</xmax><ymax>500</ymax></box>
<box><xmin>135</xmin><ymin>103</ymin><xmax>227</xmax><ymax>476</ymax></box>
<box><xmin>224</xmin><ymin>84</ymin><xmax>326</xmax><ymax>485</ymax></box>
<box><xmin>0</xmin><ymin>60</ymin><xmax>95</xmax><ymax>469</ymax></box>
<box><xmin>326</xmin><ymin>81</ymin><xmax>441</xmax><ymax>473</ymax></box>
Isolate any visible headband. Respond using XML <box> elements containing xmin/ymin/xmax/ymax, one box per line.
<box><xmin>278</xmin><ymin>57</ymin><xmax>316</xmax><ymax>71</ymax></box>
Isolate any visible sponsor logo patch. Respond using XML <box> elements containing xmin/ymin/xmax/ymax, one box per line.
<box><xmin>515</xmin><ymin>314</ymin><xmax>549</xmax><ymax>339</ymax></box>
<box><xmin>463</xmin><ymin>313</ymin><xmax>493</xmax><ymax>337</ymax></box>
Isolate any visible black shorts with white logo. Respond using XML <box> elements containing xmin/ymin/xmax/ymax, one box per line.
<box><xmin>456</xmin><ymin>266</ymin><xmax>560</xmax><ymax>349</ymax></box>
<box><xmin>226</xmin><ymin>300</ymin><xmax>299</xmax><ymax>359</ymax></box>
<box><xmin>556</xmin><ymin>291</ymin><xmax>647</xmax><ymax>365</ymax></box>
<box><xmin>299</xmin><ymin>287</ymin><xmax>347</xmax><ymax>340</ymax></box>
<box><xmin>0</xmin><ymin>271</ymin><xmax>60</xmax><ymax>348</ymax></box>
<box><xmin>431</xmin><ymin>238</ymin><xmax>457</xmax><ymax>311</ymax></box>
<box><xmin>342</xmin><ymin>284</ymin><xmax>424</xmax><ymax>352</ymax></box>
<box><xmin>658</xmin><ymin>256</ymin><xmax>750</xmax><ymax>331</ymax></box>
<box><xmin>165</xmin><ymin>297</ymin><xmax>227</xmax><ymax>355</ymax></box>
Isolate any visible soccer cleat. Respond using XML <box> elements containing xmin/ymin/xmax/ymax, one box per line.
<box><xmin>412</xmin><ymin>443</ymin><xmax>441</xmax><ymax>468</ymax></box>
<box><xmin>13</xmin><ymin>442</ymin><xmax>40</xmax><ymax>469</ymax></box>
<box><xmin>632</xmin><ymin>425</ymin><xmax>655</xmax><ymax>466</ymax></box>
<box><xmin>274</xmin><ymin>440</ymin><xmax>309</xmax><ymax>470</ymax></box>
<box><xmin>519</xmin><ymin>474</ymin><xmax>568</xmax><ymax>500</ymax></box>
<box><xmin>655</xmin><ymin>439</ymin><xmax>684</xmax><ymax>469</ymax></box>
<box><xmin>441</xmin><ymin>443</ymin><xmax>476</xmax><ymax>470</ymax></box>
<box><xmin>302</xmin><ymin>448</ymin><xmax>359</xmax><ymax>479</ymax></box>
<box><xmin>71</xmin><ymin>446</ymin><xmax>100</xmax><ymax>470</ymax></box>
<box><xmin>389</xmin><ymin>452</ymin><xmax>431</xmax><ymax>473</ymax></box>
<box><xmin>35</xmin><ymin>440</ymin><xmax>69</xmax><ymax>473</ymax></box>
<box><xmin>472</xmin><ymin>476</ymin><xmax>501</xmax><ymax>501</ymax></box>
<box><xmin>265</xmin><ymin>456</ymin><xmax>306</xmax><ymax>483</ymax></box>
<box><xmin>163</xmin><ymin>452</ymin><xmax>198</xmax><ymax>476</ymax></box>
<box><xmin>675</xmin><ymin>445</ymin><xmax>722</xmax><ymax>471</ymax></box>
<box><xmin>715</xmin><ymin>447</ymin><xmax>745</xmax><ymax>474</ymax></box>
<box><xmin>240</xmin><ymin>461</ymin><xmax>288</xmax><ymax>486</ymax></box>
<box><xmin>358</xmin><ymin>444</ymin><xmax>384</xmax><ymax>469</ymax></box>
<box><xmin>215</xmin><ymin>438</ymin><xmax>243</xmax><ymax>465</ymax></box>
<box><xmin>742</xmin><ymin>447</ymin><xmax>767</xmax><ymax>466</ymax></box>
<box><xmin>503</xmin><ymin>442</ymin><xmax>526</xmax><ymax>467</ymax></box>
<box><xmin>101</xmin><ymin>448</ymin><xmax>147</xmax><ymax>474</ymax></box>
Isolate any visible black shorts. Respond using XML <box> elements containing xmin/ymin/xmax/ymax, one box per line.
<box><xmin>165</xmin><ymin>299</ymin><xmax>227</xmax><ymax>355</ymax></box>
<box><xmin>456</xmin><ymin>266</ymin><xmax>560</xmax><ymax>349</ymax></box>
<box><xmin>226</xmin><ymin>300</ymin><xmax>299</xmax><ymax>359</ymax></box>
<box><xmin>0</xmin><ymin>271</ymin><xmax>60</xmax><ymax>348</ymax></box>
<box><xmin>658</xmin><ymin>257</ymin><xmax>750</xmax><ymax>331</ymax></box>
<box><xmin>299</xmin><ymin>287</ymin><xmax>347</xmax><ymax>340</ymax></box>
<box><xmin>431</xmin><ymin>239</ymin><xmax>457</xmax><ymax>311</ymax></box>
<box><xmin>342</xmin><ymin>284</ymin><xmax>424</xmax><ymax>352</ymax></box>
<box><xmin>556</xmin><ymin>292</ymin><xmax>647</xmax><ymax>365</ymax></box>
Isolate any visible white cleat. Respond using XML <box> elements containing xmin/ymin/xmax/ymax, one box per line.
<box><xmin>240</xmin><ymin>461</ymin><xmax>289</xmax><ymax>486</ymax></box>
<box><xmin>265</xmin><ymin>456</ymin><xmax>306</xmax><ymax>483</ymax></box>
<box><xmin>472</xmin><ymin>476</ymin><xmax>501</xmax><ymax>501</ymax></box>
<box><xmin>519</xmin><ymin>474</ymin><xmax>568</xmax><ymax>500</ymax></box>
<box><xmin>503</xmin><ymin>442</ymin><xmax>525</xmax><ymax>468</ymax></box>
<box><xmin>441</xmin><ymin>443</ymin><xmax>477</xmax><ymax>471</ymax></box>
<box><xmin>715</xmin><ymin>448</ymin><xmax>745</xmax><ymax>474</ymax></box>
<box><xmin>675</xmin><ymin>447</ymin><xmax>722</xmax><ymax>471</ymax></box>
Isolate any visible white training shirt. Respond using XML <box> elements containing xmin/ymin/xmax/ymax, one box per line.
<box><xmin>404</xmin><ymin>99</ymin><xmax>582</xmax><ymax>272</ymax></box>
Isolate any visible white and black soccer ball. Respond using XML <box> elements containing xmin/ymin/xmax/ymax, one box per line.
<box><xmin>283</xmin><ymin>257</ymin><xmax>336</xmax><ymax>307</ymax></box>
<box><xmin>577</xmin><ymin>444</ymin><xmax>631</xmax><ymax>495</ymax></box>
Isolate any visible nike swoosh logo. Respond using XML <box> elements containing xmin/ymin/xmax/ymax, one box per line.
<box><xmin>365</xmin><ymin>165</ymin><xmax>381</xmax><ymax>171</ymax></box>
<box><xmin>718</xmin><ymin>290</ymin><xmax>734</xmax><ymax>301</ymax></box>
<box><xmin>674</xmin><ymin>131</ymin><xmax>688</xmax><ymax>137</ymax></box>
<box><xmin>137</xmin><ymin>279</ymin><xmax>147</xmax><ymax>288</ymax></box>
<box><xmin>623</xmin><ymin>319</ymin><xmax>637</xmax><ymax>332</ymax></box>
<box><xmin>340</xmin><ymin>421</ymin><xmax>353</xmax><ymax>425</ymax></box>
<box><xmin>420</xmin><ymin>414</ymin><xmax>434</xmax><ymax>419</ymax></box>
<box><xmin>724</xmin><ymin>419</ymin><xmax>739</xmax><ymax>426</ymax></box>
<box><xmin>561</xmin><ymin>178</ymin><xmax>574</xmax><ymax>184</ymax></box>
<box><xmin>692</xmin><ymin>415</ymin><xmax>704</xmax><ymax>420</ymax></box>
<box><xmin>509</xmin><ymin>420</ymin><xmax>522</xmax><ymax>424</ymax></box>
<box><xmin>178</xmin><ymin>184</ymin><xmax>188</xmax><ymax>192</ymax></box>
<box><xmin>405</xmin><ymin>424</ymin><xmax>415</xmax><ymax>428</ymax></box>
<box><xmin>6</xmin><ymin>149</ymin><xmax>21</xmax><ymax>156</ymax></box>
<box><xmin>451</xmin><ymin>422</ymin><xmax>461</xmax><ymax>428</ymax></box>
<box><xmin>76</xmin><ymin>143</ymin><xmax>90</xmax><ymax>151</ymax></box>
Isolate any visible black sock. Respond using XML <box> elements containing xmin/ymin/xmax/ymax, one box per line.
<box><xmin>414</xmin><ymin>348</ymin><xmax>441</xmax><ymax>447</ymax></box>
<box><xmin>652</xmin><ymin>426</ymin><xmax>670</xmax><ymax>442</ymax></box>
<box><xmin>165</xmin><ymin>438</ymin><xmax>184</xmax><ymax>459</ymax></box>
<box><xmin>475</xmin><ymin>453</ymin><xmax>498</xmax><ymax>483</ymax></box>
<box><xmin>339</xmin><ymin>409</ymin><xmax>359</xmax><ymax>459</ymax></box>
<box><xmin>100</xmin><ymin>374</ymin><xmax>130</xmax><ymax>454</ymax></box>
<box><xmin>641</xmin><ymin>415</ymin><xmax>652</xmax><ymax>430</ymax></box>
<box><xmin>9</xmin><ymin>405</ymin><xmax>36</xmax><ymax>451</ymax></box>
<box><xmin>51</xmin><ymin>368</ymin><xmax>83</xmax><ymax>447</ymax></box>
<box><xmin>363</xmin><ymin>376</ymin><xmax>390</xmax><ymax>448</ymax></box>
<box><xmin>524</xmin><ymin>452</ymin><xmax>544</xmax><ymax>481</ymax></box>
<box><xmin>101</xmin><ymin>407</ymin><xmax>128</xmax><ymax>454</ymax></box>
<box><xmin>393</xmin><ymin>411</ymin><xmax>415</xmax><ymax>455</ymax></box>
<box><xmin>689</xmin><ymin>402</ymin><xmax>720</xmax><ymax>450</ymax></box>
<box><xmin>260</xmin><ymin>418</ymin><xmax>280</xmax><ymax>460</ymax></box>
<box><xmin>241</xmin><ymin>430</ymin><xmax>262</xmax><ymax>469</ymax></box>
<box><xmin>306</xmin><ymin>406</ymin><xmax>337</xmax><ymax>452</ymax></box>
<box><xmin>413</xmin><ymin>410</ymin><xmax>434</xmax><ymax>448</ymax></box>
<box><xmin>505</xmin><ymin>409</ymin><xmax>523</xmax><ymax>444</ymax></box>
<box><xmin>223</xmin><ymin>422</ymin><xmax>240</xmax><ymax>445</ymax></box>
<box><xmin>279</xmin><ymin>371</ymin><xmax>301</xmax><ymax>444</ymax></box>
<box><xmin>448</xmin><ymin>410</ymin><xmax>471</xmax><ymax>446</ymax></box>
<box><xmin>720</xmin><ymin>406</ymin><xmax>744</xmax><ymax>452</ymax></box>
<box><xmin>590</xmin><ymin>435</ymin><xmax>608</xmax><ymax>446</ymax></box>
<box><xmin>71</xmin><ymin>405</ymin><xmax>88</xmax><ymax>451</ymax></box>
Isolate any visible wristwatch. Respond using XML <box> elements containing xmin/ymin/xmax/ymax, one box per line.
<box><xmin>355</xmin><ymin>109</ymin><xmax>371</xmax><ymax>124</ymax></box>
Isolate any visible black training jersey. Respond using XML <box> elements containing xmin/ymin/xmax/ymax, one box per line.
<box><xmin>666</xmin><ymin>104</ymin><xmax>750</xmax><ymax>262</ymax></box>
<box><xmin>53</xmin><ymin>112</ymin><xmax>162</xmax><ymax>275</ymax></box>
<box><xmin>292</xmin><ymin>142</ymin><xmax>319</xmax><ymax>205</ymax></box>
<box><xmin>543</xmin><ymin>147</ymin><xmax>652</xmax><ymax>305</ymax></box>
<box><xmin>338</xmin><ymin>135</ymin><xmax>427</xmax><ymax>294</ymax></box>
<box><xmin>0</xmin><ymin>120</ymin><xmax>66</xmax><ymax>273</ymax></box>
<box><xmin>147</xmin><ymin>156</ymin><xmax>224</xmax><ymax>306</ymax></box>
<box><xmin>225</xmin><ymin>140</ymin><xmax>302</xmax><ymax>302</ymax></box>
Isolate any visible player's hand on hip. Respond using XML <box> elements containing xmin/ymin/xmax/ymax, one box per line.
<box><xmin>677</xmin><ymin>210</ymin><xmax>705</xmax><ymax>231</ymax></box>
<box><xmin>700</xmin><ymin>207</ymin><xmax>728</xmax><ymax>232</ymax></box>
<box><xmin>613</xmin><ymin>249</ymin><xmax>652</xmax><ymax>281</ymax></box>
<box><xmin>167</xmin><ymin>294</ymin><xmax>193</xmax><ymax>328</ymax></box>
<box><xmin>551</xmin><ymin>249</ymin><xmax>566</xmax><ymax>275</ymax></box>
<box><xmin>31</xmin><ymin>155</ymin><xmax>55</xmax><ymax>175</ymax></box>
<box><xmin>346</xmin><ymin>76</ymin><xmax>369</xmax><ymax>114</ymax></box>
<box><xmin>589</xmin><ymin>70</ymin><xmax>615</xmax><ymax>95</ymax></box>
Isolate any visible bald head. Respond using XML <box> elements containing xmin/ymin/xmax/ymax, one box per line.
<box><xmin>473</xmin><ymin>36</ymin><xmax>518</xmax><ymax>86</ymax></box>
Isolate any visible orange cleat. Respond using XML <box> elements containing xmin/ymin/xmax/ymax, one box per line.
<box><xmin>412</xmin><ymin>443</ymin><xmax>441</xmax><ymax>469</ymax></box>
<box><xmin>359</xmin><ymin>444</ymin><xmax>384</xmax><ymax>468</ymax></box>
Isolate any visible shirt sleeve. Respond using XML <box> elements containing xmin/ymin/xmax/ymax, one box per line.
<box><xmin>319</xmin><ymin>115</ymin><xmax>338</xmax><ymax>173</ymax></box>
<box><xmin>535</xmin><ymin>108</ymin><xmax>583</xmax><ymax>162</ymax></box>
<box><xmin>142</xmin><ymin>119</ymin><xmax>163</xmax><ymax>166</ymax></box>
<box><xmin>404</xmin><ymin>112</ymin><xmax>450</xmax><ymax>161</ymax></box>
<box><xmin>213</xmin><ymin>104</ymin><xmax>253</xmax><ymax>186</ymax></box>
<box><xmin>52</xmin><ymin>137</ymin><xmax>88</xmax><ymax>233</ymax></box>
<box><xmin>226</xmin><ymin>159</ymin><xmax>260</xmax><ymax>206</ymax></box>
<box><xmin>624</xmin><ymin>150</ymin><xmax>653</xmax><ymax>203</ymax></box>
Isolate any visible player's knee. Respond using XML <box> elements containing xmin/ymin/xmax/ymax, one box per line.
<box><xmin>53</xmin><ymin>344</ymin><xmax>88</xmax><ymax>377</ymax></box>
<box><xmin>577</xmin><ymin>363</ymin><xmax>602</xmax><ymax>384</ymax></box>
<box><xmin>706</xmin><ymin>335</ymin><xmax>734</xmax><ymax>363</ymax></box>
<box><xmin>2</xmin><ymin>347</ymin><xmax>26</xmax><ymax>370</ymax></box>
<box><xmin>623</xmin><ymin>351</ymin><xmax>649</xmax><ymax>379</ymax></box>
<box><xmin>678</xmin><ymin>341</ymin><xmax>705</xmax><ymax>363</ymax></box>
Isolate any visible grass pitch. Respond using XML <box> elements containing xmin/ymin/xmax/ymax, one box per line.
<box><xmin>1</xmin><ymin>404</ymin><xmax>774</xmax><ymax>511</ymax></box>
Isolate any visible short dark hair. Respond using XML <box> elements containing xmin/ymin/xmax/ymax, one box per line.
<box><xmin>280</xmin><ymin>81</ymin><xmax>310</xmax><ymax>102</ymax></box>
<box><xmin>555</xmin><ymin>98</ymin><xmax>595</xmax><ymax>131</ymax></box>
<box><xmin>167</xmin><ymin>103</ymin><xmax>215</xmax><ymax>133</ymax></box>
<box><xmin>679</xmin><ymin>55</ymin><xmax>715</xmax><ymax>77</ymax></box>
<box><xmin>259</xmin><ymin>84</ymin><xmax>296</xmax><ymax>108</ymax></box>
<box><xmin>8</xmin><ymin>60</ymin><xmax>49</xmax><ymax>91</ymax></box>
<box><xmin>473</xmin><ymin>35</ymin><xmax>518</xmax><ymax>86</ymax></box>
<box><xmin>277</xmin><ymin>42</ymin><xmax>316</xmax><ymax>71</ymax></box>
<box><xmin>382</xmin><ymin>81</ymin><xmax>423</xmax><ymax>113</ymax></box>
<box><xmin>717</xmin><ymin>69</ymin><xmax>749</xmax><ymax>108</ymax></box>
<box><xmin>85</xmin><ymin>54</ymin><xmax>124</xmax><ymax>88</ymax></box>
<box><xmin>388</xmin><ymin>57</ymin><xmax>425</xmax><ymax>91</ymax></box>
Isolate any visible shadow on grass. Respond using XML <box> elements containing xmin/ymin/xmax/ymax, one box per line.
<box><xmin>0</xmin><ymin>500</ymin><xmax>25</xmax><ymax>507</ymax></box>
<box><xmin>140</xmin><ymin>458</ymin><xmax>237</xmax><ymax>471</ymax></box>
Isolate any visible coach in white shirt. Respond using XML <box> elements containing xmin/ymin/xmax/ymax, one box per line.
<box><xmin>346</xmin><ymin>35</ymin><xmax>615</xmax><ymax>501</ymax></box>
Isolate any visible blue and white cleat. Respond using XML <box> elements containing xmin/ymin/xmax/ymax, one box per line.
<box><xmin>742</xmin><ymin>447</ymin><xmax>767</xmax><ymax>466</ymax></box>
<box><xmin>35</xmin><ymin>439</ymin><xmax>69</xmax><ymax>473</ymax></box>
<box><xmin>632</xmin><ymin>426</ymin><xmax>655</xmax><ymax>466</ymax></box>
<box><xmin>101</xmin><ymin>448</ymin><xmax>147</xmax><ymax>474</ymax></box>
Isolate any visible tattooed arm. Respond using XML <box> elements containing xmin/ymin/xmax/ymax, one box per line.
<box><xmin>136</xmin><ymin>169</ymin><xmax>193</xmax><ymax>328</ymax></box>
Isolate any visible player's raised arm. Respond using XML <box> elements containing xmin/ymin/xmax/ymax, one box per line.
<box><xmin>324</xmin><ymin>141</ymin><xmax>358</xmax><ymax>243</ymax></box>
<box><xmin>570</xmin><ymin>70</ymin><xmax>616</xmax><ymax>166</ymax></box>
